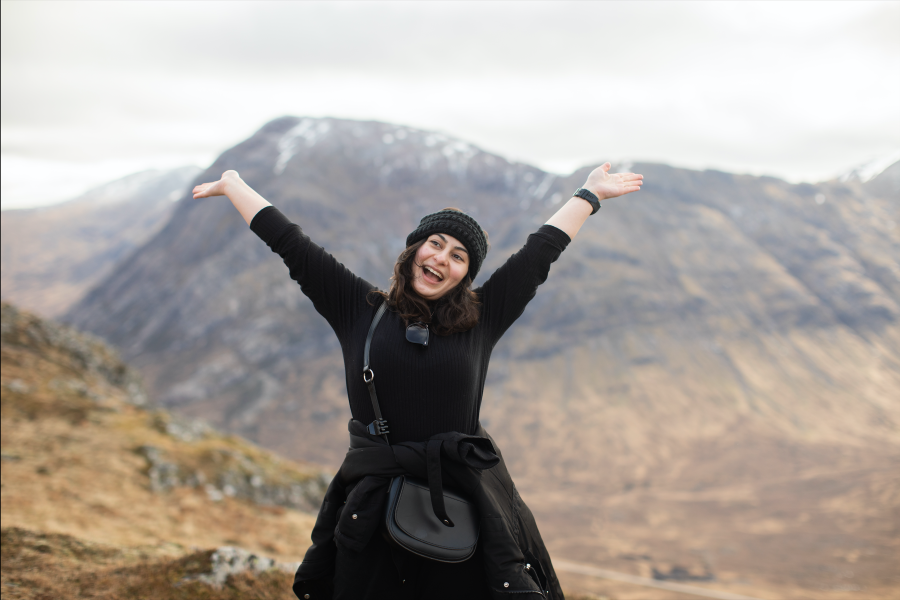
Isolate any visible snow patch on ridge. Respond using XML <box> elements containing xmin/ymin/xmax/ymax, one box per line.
<box><xmin>839</xmin><ymin>150</ymin><xmax>900</xmax><ymax>183</ymax></box>
<box><xmin>441</xmin><ymin>141</ymin><xmax>479</xmax><ymax>178</ymax></box>
<box><xmin>425</xmin><ymin>134</ymin><xmax>448</xmax><ymax>147</ymax></box>
<box><xmin>274</xmin><ymin>119</ymin><xmax>331</xmax><ymax>175</ymax></box>
<box><xmin>271</xmin><ymin>118</ymin><xmax>498</xmax><ymax>180</ymax></box>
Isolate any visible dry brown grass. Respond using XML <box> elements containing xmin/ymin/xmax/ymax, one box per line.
<box><xmin>1</xmin><ymin>527</ymin><xmax>296</xmax><ymax>600</ymax></box>
<box><xmin>1</xmin><ymin>307</ymin><xmax>318</xmax><ymax>564</ymax></box>
<box><xmin>2</xmin><ymin>527</ymin><xmax>609</xmax><ymax>600</ymax></box>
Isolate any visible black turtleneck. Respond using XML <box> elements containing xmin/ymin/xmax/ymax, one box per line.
<box><xmin>250</xmin><ymin>206</ymin><xmax>570</xmax><ymax>444</ymax></box>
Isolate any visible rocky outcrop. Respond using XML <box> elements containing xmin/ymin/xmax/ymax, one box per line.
<box><xmin>186</xmin><ymin>546</ymin><xmax>299</xmax><ymax>587</ymax></box>
<box><xmin>2</xmin><ymin>301</ymin><xmax>147</xmax><ymax>406</ymax></box>
<box><xmin>136</xmin><ymin>440</ymin><xmax>328</xmax><ymax>511</ymax></box>
<box><xmin>0</xmin><ymin>527</ymin><xmax>301</xmax><ymax>597</ymax></box>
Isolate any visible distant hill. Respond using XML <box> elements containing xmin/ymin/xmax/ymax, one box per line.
<box><xmin>0</xmin><ymin>166</ymin><xmax>201</xmax><ymax>318</ymax></box>
<box><xmin>62</xmin><ymin>117</ymin><xmax>900</xmax><ymax>598</ymax></box>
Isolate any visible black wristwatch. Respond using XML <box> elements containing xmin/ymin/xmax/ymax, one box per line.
<box><xmin>573</xmin><ymin>188</ymin><xmax>601</xmax><ymax>215</ymax></box>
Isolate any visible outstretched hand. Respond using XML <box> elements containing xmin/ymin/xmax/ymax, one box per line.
<box><xmin>192</xmin><ymin>170</ymin><xmax>241</xmax><ymax>199</ymax></box>
<box><xmin>545</xmin><ymin>161</ymin><xmax>644</xmax><ymax>240</ymax></box>
<box><xmin>584</xmin><ymin>163</ymin><xmax>643</xmax><ymax>200</ymax></box>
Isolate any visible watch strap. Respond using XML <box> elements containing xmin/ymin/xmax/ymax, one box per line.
<box><xmin>573</xmin><ymin>188</ymin><xmax>601</xmax><ymax>215</ymax></box>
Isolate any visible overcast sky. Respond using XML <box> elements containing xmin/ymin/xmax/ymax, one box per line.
<box><xmin>2</xmin><ymin>1</ymin><xmax>898</xmax><ymax>209</ymax></box>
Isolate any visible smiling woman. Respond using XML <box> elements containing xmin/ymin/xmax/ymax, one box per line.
<box><xmin>414</xmin><ymin>231</ymin><xmax>472</xmax><ymax>299</ymax></box>
<box><xmin>371</xmin><ymin>208</ymin><xmax>489</xmax><ymax>336</ymax></box>
<box><xmin>191</xmin><ymin>163</ymin><xmax>642</xmax><ymax>599</ymax></box>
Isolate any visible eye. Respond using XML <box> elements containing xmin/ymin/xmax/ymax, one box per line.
<box><xmin>430</xmin><ymin>239</ymin><xmax>441</xmax><ymax>247</ymax></box>
<box><xmin>453</xmin><ymin>254</ymin><xmax>464</xmax><ymax>261</ymax></box>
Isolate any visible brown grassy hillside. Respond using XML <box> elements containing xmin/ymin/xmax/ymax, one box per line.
<box><xmin>1</xmin><ymin>528</ymin><xmax>297</xmax><ymax>600</ymax></box>
<box><xmin>1</xmin><ymin>301</ymin><xmax>320</xmax><ymax>563</ymax></box>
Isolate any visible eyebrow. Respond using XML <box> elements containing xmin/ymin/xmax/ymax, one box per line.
<box><xmin>435</xmin><ymin>233</ymin><xmax>469</xmax><ymax>256</ymax></box>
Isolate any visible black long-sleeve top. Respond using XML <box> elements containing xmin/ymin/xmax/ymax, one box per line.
<box><xmin>250</xmin><ymin>206</ymin><xmax>570</xmax><ymax>444</ymax></box>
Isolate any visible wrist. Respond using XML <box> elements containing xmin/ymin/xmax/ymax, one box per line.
<box><xmin>573</xmin><ymin>188</ymin><xmax>601</xmax><ymax>215</ymax></box>
<box><xmin>222</xmin><ymin>174</ymin><xmax>245</xmax><ymax>197</ymax></box>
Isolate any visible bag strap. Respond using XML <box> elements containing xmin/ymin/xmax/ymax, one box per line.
<box><xmin>364</xmin><ymin>302</ymin><xmax>456</xmax><ymax>528</ymax></box>
<box><xmin>362</xmin><ymin>301</ymin><xmax>390</xmax><ymax>444</ymax></box>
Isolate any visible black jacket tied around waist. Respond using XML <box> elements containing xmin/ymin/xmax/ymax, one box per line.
<box><xmin>292</xmin><ymin>420</ymin><xmax>563</xmax><ymax>600</ymax></box>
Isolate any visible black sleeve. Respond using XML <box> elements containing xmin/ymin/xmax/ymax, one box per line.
<box><xmin>250</xmin><ymin>206</ymin><xmax>376</xmax><ymax>337</ymax></box>
<box><xmin>477</xmin><ymin>224</ymin><xmax>570</xmax><ymax>346</ymax></box>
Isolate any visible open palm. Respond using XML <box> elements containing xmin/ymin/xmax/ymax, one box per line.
<box><xmin>192</xmin><ymin>170</ymin><xmax>240</xmax><ymax>199</ymax></box>
<box><xmin>584</xmin><ymin>162</ymin><xmax>643</xmax><ymax>200</ymax></box>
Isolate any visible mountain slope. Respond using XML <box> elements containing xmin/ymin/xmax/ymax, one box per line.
<box><xmin>1</xmin><ymin>166</ymin><xmax>200</xmax><ymax>318</ymax></box>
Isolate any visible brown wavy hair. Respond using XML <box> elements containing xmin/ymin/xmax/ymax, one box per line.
<box><xmin>370</xmin><ymin>209</ymin><xmax>488</xmax><ymax>336</ymax></box>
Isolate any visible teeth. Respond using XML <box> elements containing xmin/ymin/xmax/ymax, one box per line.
<box><xmin>425</xmin><ymin>266</ymin><xmax>443</xmax><ymax>280</ymax></box>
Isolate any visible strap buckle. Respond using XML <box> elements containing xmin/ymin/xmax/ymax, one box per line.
<box><xmin>363</xmin><ymin>368</ymin><xmax>374</xmax><ymax>383</ymax></box>
<box><xmin>367</xmin><ymin>419</ymin><xmax>390</xmax><ymax>436</ymax></box>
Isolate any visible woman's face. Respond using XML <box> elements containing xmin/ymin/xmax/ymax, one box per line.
<box><xmin>411</xmin><ymin>233</ymin><xmax>470</xmax><ymax>301</ymax></box>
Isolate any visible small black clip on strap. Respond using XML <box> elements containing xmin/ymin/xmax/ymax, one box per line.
<box><xmin>363</xmin><ymin>301</ymin><xmax>390</xmax><ymax>444</ymax></box>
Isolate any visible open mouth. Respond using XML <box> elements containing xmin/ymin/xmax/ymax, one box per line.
<box><xmin>422</xmin><ymin>265</ymin><xmax>444</xmax><ymax>283</ymax></box>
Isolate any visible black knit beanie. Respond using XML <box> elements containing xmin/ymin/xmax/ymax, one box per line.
<box><xmin>406</xmin><ymin>209</ymin><xmax>489</xmax><ymax>281</ymax></box>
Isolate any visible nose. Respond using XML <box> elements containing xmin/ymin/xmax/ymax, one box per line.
<box><xmin>434</xmin><ymin>247</ymin><xmax>450</xmax><ymax>265</ymax></box>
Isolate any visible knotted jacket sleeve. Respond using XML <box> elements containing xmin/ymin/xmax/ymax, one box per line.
<box><xmin>477</xmin><ymin>224</ymin><xmax>571</xmax><ymax>346</ymax></box>
<box><xmin>250</xmin><ymin>206</ymin><xmax>376</xmax><ymax>337</ymax></box>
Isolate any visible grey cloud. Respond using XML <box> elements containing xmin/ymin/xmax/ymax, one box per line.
<box><xmin>1</xmin><ymin>3</ymin><xmax>720</xmax><ymax>78</ymax></box>
<box><xmin>1</xmin><ymin>0</ymin><xmax>898</xmax><ymax>204</ymax></box>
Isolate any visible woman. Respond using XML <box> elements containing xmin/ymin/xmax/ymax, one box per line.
<box><xmin>193</xmin><ymin>162</ymin><xmax>642</xmax><ymax>600</ymax></box>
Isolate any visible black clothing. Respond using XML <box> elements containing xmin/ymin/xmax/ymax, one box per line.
<box><xmin>334</xmin><ymin>523</ymin><xmax>490</xmax><ymax>600</ymax></box>
<box><xmin>305</xmin><ymin>420</ymin><xmax>555</xmax><ymax>599</ymax></box>
<box><xmin>250</xmin><ymin>206</ymin><xmax>570</xmax><ymax>445</ymax></box>
<box><xmin>250</xmin><ymin>206</ymin><xmax>570</xmax><ymax>599</ymax></box>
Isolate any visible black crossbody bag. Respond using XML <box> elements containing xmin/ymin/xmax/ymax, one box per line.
<box><xmin>362</xmin><ymin>301</ymin><xmax>479</xmax><ymax>563</ymax></box>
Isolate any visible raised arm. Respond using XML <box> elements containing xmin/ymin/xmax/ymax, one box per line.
<box><xmin>478</xmin><ymin>162</ymin><xmax>643</xmax><ymax>343</ymax></box>
<box><xmin>545</xmin><ymin>162</ymin><xmax>643</xmax><ymax>240</ymax></box>
<box><xmin>192</xmin><ymin>169</ymin><xmax>374</xmax><ymax>336</ymax></box>
<box><xmin>192</xmin><ymin>170</ymin><xmax>271</xmax><ymax>224</ymax></box>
